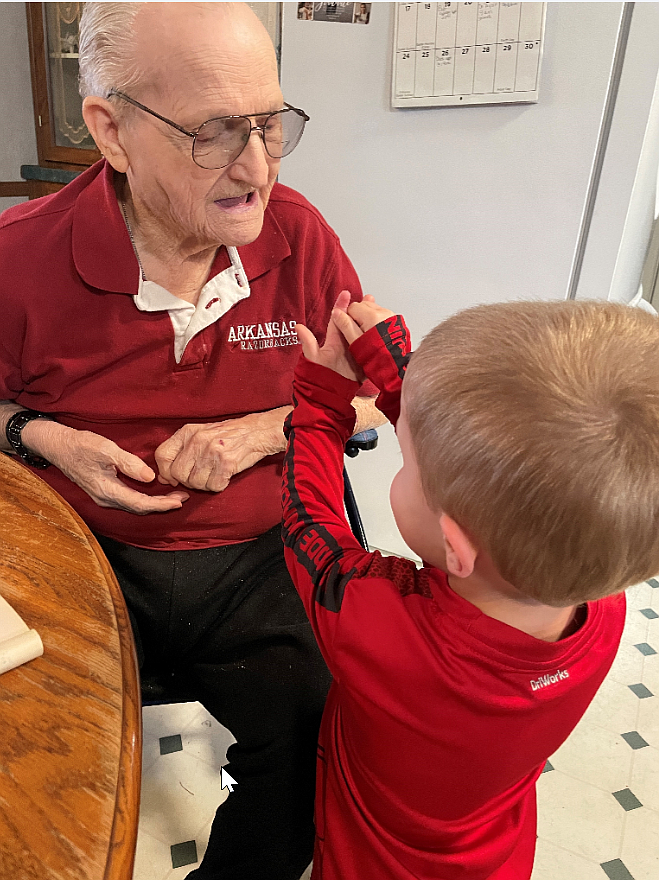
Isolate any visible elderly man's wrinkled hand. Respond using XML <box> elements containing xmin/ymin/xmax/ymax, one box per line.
<box><xmin>295</xmin><ymin>290</ymin><xmax>364</xmax><ymax>382</ymax></box>
<box><xmin>24</xmin><ymin>421</ymin><xmax>190</xmax><ymax>514</ymax></box>
<box><xmin>154</xmin><ymin>407</ymin><xmax>290</xmax><ymax>492</ymax></box>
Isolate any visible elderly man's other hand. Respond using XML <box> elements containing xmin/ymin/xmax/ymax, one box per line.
<box><xmin>21</xmin><ymin>419</ymin><xmax>190</xmax><ymax>514</ymax></box>
<box><xmin>154</xmin><ymin>406</ymin><xmax>292</xmax><ymax>492</ymax></box>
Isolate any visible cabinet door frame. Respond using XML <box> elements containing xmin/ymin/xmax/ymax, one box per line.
<box><xmin>25</xmin><ymin>2</ymin><xmax>101</xmax><ymax>169</ymax></box>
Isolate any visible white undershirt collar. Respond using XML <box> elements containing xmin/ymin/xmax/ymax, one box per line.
<box><xmin>133</xmin><ymin>246</ymin><xmax>250</xmax><ymax>363</ymax></box>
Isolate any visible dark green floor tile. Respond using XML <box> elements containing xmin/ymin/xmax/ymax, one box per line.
<box><xmin>634</xmin><ymin>642</ymin><xmax>657</xmax><ymax>656</ymax></box>
<box><xmin>612</xmin><ymin>788</ymin><xmax>643</xmax><ymax>811</ymax></box>
<box><xmin>159</xmin><ymin>733</ymin><xmax>183</xmax><ymax>755</ymax></box>
<box><xmin>647</xmin><ymin>578</ymin><xmax>659</xmax><ymax>588</ymax></box>
<box><xmin>541</xmin><ymin>760</ymin><xmax>554</xmax><ymax>773</ymax></box>
<box><xmin>640</xmin><ymin>608</ymin><xmax>658</xmax><ymax>619</ymax></box>
<box><xmin>628</xmin><ymin>683</ymin><xmax>653</xmax><ymax>699</ymax></box>
<box><xmin>621</xmin><ymin>731</ymin><xmax>649</xmax><ymax>750</ymax></box>
<box><xmin>601</xmin><ymin>858</ymin><xmax>636</xmax><ymax>879</ymax></box>
<box><xmin>171</xmin><ymin>840</ymin><xmax>198</xmax><ymax>869</ymax></box>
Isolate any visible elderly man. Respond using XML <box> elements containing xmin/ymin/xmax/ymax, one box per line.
<box><xmin>0</xmin><ymin>3</ymin><xmax>380</xmax><ymax>878</ymax></box>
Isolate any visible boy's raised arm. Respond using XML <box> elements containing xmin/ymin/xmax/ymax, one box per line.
<box><xmin>282</xmin><ymin>296</ymin><xmax>412</xmax><ymax>660</ymax></box>
<box><xmin>282</xmin><ymin>352</ymin><xmax>373</xmax><ymax>656</ymax></box>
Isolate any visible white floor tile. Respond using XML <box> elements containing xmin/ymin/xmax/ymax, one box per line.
<box><xmin>549</xmin><ymin>718</ymin><xmax>633</xmax><ymax>793</ymax></box>
<box><xmin>580</xmin><ymin>675</ymin><xmax>640</xmax><ymax>735</ymax></box>
<box><xmin>194</xmin><ymin>816</ymin><xmax>213</xmax><ymax>864</ymax></box>
<box><xmin>139</xmin><ymin>747</ymin><xmax>227</xmax><ymax>845</ymax></box>
<box><xmin>607</xmin><ymin>639</ymin><xmax>646</xmax><ymax>688</ymax></box>
<box><xmin>133</xmin><ymin>828</ymin><xmax>179</xmax><ymax>880</ymax></box>
<box><xmin>530</xmin><ymin>838</ymin><xmax>606</xmax><ymax>880</ymax></box>
<box><xmin>626</xmin><ymin>582</ymin><xmax>655</xmax><ymax>611</ymax></box>
<box><xmin>143</xmin><ymin>702</ymin><xmax>204</xmax><ymax>740</ymax></box>
<box><xmin>180</xmin><ymin>704</ymin><xmax>236</xmax><ymax>769</ymax></box>
<box><xmin>640</xmin><ymin>653</ymin><xmax>659</xmax><ymax>694</ymax></box>
<box><xmin>536</xmin><ymin>770</ymin><xmax>625</xmax><ymax>862</ymax></box>
<box><xmin>629</xmin><ymin>745</ymin><xmax>659</xmax><ymax>813</ymax></box>
<box><xmin>651</xmin><ymin>585</ymin><xmax>659</xmax><ymax>611</ymax></box>
<box><xmin>165</xmin><ymin>862</ymin><xmax>202</xmax><ymax>880</ymax></box>
<box><xmin>622</xmin><ymin>609</ymin><xmax>651</xmax><ymax>646</ymax></box>
<box><xmin>619</xmin><ymin>806</ymin><xmax>659</xmax><ymax>880</ymax></box>
<box><xmin>637</xmin><ymin>695</ymin><xmax>659</xmax><ymax>750</ymax></box>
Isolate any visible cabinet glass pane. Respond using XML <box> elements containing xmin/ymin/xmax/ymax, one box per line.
<box><xmin>44</xmin><ymin>2</ymin><xmax>95</xmax><ymax>150</ymax></box>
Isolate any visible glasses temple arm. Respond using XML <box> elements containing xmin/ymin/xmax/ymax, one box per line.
<box><xmin>106</xmin><ymin>90</ymin><xmax>197</xmax><ymax>139</ymax></box>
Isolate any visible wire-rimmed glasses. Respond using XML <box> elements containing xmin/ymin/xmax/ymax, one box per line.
<box><xmin>107</xmin><ymin>89</ymin><xmax>309</xmax><ymax>170</ymax></box>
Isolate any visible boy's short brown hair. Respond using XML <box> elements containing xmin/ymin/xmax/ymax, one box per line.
<box><xmin>404</xmin><ymin>300</ymin><xmax>659</xmax><ymax>605</ymax></box>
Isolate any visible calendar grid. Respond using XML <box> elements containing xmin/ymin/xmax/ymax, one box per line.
<box><xmin>392</xmin><ymin>2</ymin><xmax>546</xmax><ymax>109</ymax></box>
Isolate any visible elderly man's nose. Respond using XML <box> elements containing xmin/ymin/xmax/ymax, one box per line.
<box><xmin>230</xmin><ymin>129</ymin><xmax>271</xmax><ymax>181</ymax></box>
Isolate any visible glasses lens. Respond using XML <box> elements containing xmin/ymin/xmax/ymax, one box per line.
<box><xmin>191</xmin><ymin>109</ymin><xmax>307</xmax><ymax>169</ymax></box>
<box><xmin>262</xmin><ymin>109</ymin><xmax>306</xmax><ymax>159</ymax></box>
<box><xmin>192</xmin><ymin>116</ymin><xmax>252</xmax><ymax>169</ymax></box>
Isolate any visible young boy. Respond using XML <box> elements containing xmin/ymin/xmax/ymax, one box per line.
<box><xmin>281</xmin><ymin>293</ymin><xmax>659</xmax><ymax>880</ymax></box>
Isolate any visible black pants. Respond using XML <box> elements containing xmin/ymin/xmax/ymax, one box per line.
<box><xmin>95</xmin><ymin>527</ymin><xmax>331</xmax><ymax>880</ymax></box>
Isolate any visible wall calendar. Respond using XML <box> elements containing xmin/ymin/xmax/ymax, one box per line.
<box><xmin>392</xmin><ymin>2</ymin><xmax>546</xmax><ymax>108</ymax></box>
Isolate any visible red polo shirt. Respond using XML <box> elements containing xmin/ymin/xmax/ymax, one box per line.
<box><xmin>0</xmin><ymin>160</ymin><xmax>363</xmax><ymax>549</ymax></box>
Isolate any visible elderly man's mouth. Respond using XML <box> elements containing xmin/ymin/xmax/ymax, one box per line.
<box><xmin>214</xmin><ymin>191</ymin><xmax>258</xmax><ymax>213</ymax></box>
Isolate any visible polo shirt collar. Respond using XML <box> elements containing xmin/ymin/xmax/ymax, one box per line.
<box><xmin>72</xmin><ymin>160</ymin><xmax>291</xmax><ymax>294</ymax></box>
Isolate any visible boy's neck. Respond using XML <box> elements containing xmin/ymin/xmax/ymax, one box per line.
<box><xmin>447</xmin><ymin>570</ymin><xmax>580</xmax><ymax>643</ymax></box>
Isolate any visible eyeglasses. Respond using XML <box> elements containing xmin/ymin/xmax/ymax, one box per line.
<box><xmin>107</xmin><ymin>89</ymin><xmax>309</xmax><ymax>170</ymax></box>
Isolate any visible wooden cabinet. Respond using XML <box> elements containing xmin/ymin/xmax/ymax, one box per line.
<box><xmin>25</xmin><ymin>2</ymin><xmax>100</xmax><ymax>172</ymax></box>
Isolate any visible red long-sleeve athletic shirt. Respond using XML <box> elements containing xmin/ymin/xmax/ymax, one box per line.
<box><xmin>282</xmin><ymin>317</ymin><xmax>626</xmax><ymax>880</ymax></box>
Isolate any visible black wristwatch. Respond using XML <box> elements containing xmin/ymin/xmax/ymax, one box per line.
<box><xmin>5</xmin><ymin>410</ymin><xmax>53</xmax><ymax>469</ymax></box>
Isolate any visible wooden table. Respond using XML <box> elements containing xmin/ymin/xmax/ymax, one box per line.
<box><xmin>0</xmin><ymin>453</ymin><xmax>141</xmax><ymax>880</ymax></box>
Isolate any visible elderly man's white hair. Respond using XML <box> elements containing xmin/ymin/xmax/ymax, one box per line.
<box><xmin>78</xmin><ymin>2</ymin><xmax>145</xmax><ymax>99</ymax></box>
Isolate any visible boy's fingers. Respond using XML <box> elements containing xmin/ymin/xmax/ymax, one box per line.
<box><xmin>346</xmin><ymin>300</ymin><xmax>376</xmax><ymax>327</ymax></box>
<box><xmin>295</xmin><ymin>323</ymin><xmax>320</xmax><ymax>361</ymax></box>
<box><xmin>347</xmin><ymin>299</ymin><xmax>395</xmax><ymax>332</ymax></box>
<box><xmin>331</xmin><ymin>308</ymin><xmax>363</xmax><ymax>345</ymax></box>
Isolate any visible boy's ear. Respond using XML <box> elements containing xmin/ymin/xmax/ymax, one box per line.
<box><xmin>439</xmin><ymin>513</ymin><xmax>476</xmax><ymax>578</ymax></box>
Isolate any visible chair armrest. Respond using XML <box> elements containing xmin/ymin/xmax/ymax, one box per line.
<box><xmin>345</xmin><ymin>429</ymin><xmax>378</xmax><ymax>458</ymax></box>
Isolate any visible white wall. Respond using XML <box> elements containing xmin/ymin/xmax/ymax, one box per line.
<box><xmin>279</xmin><ymin>1</ymin><xmax>659</xmax><ymax>556</ymax></box>
<box><xmin>0</xmin><ymin>2</ymin><xmax>38</xmax><ymax>212</ymax></box>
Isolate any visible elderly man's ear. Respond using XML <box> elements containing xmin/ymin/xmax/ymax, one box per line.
<box><xmin>82</xmin><ymin>97</ymin><xmax>130</xmax><ymax>174</ymax></box>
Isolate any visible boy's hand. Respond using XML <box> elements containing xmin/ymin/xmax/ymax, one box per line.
<box><xmin>331</xmin><ymin>295</ymin><xmax>395</xmax><ymax>345</ymax></box>
<box><xmin>295</xmin><ymin>290</ymin><xmax>364</xmax><ymax>381</ymax></box>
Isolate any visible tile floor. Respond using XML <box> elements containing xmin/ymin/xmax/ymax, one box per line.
<box><xmin>133</xmin><ymin>578</ymin><xmax>659</xmax><ymax>880</ymax></box>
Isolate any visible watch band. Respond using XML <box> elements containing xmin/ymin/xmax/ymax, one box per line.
<box><xmin>5</xmin><ymin>410</ymin><xmax>53</xmax><ymax>469</ymax></box>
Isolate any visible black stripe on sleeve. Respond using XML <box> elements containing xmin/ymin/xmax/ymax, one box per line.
<box><xmin>376</xmin><ymin>315</ymin><xmax>410</xmax><ymax>380</ymax></box>
<box><xmin>282</xmin><ymin>428</ymin><xmax>356</xmax><ymax>613</ymax></box>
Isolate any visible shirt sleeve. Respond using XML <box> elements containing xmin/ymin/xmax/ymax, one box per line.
<box><xmin>0</xmin><ymin>289</ymin><xmax>25</xmax><ymax>401</ymax></box>
<box><xmin>281</xmin><ymin>317</ymin><xmax>416</xmax><ymax>666</ymax></box>
<box><xmin>349</xmin><ymin>314</ymin><xmax>412</xmax><ymax>426</ymax></box>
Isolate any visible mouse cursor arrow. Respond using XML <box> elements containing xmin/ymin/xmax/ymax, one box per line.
<box><xmin>221</xmin><ymin>767</ymin><xmax>238</xmax><ymax>793</ymax></box>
